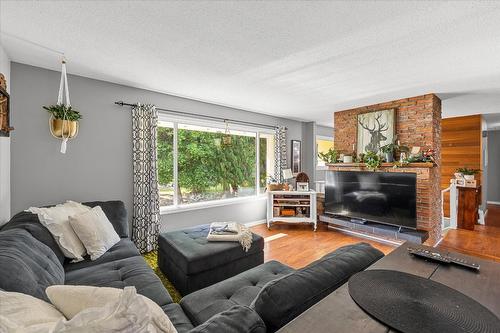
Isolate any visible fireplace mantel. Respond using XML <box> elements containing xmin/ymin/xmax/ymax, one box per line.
<box><xmin>326</xmin><ymin>162</ymin><xmax>434</xmax><ymax>169</ymax></box>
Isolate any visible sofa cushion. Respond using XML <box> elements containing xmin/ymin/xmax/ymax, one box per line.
<box><xmin>189</xmin><ymin>305</ymin><xmax>266</xmax><ymax>333</ymax></box>
<box><xmin>158</xmin><ymin>224</ymin><xmax>264</xmax><ymax>275</ymax></box>
<box><xmin>180</xmin><ymin>260</ymin><xmax>294</xmax><ymax>326</ymax></box>
<box><xmin>252</xmin><ymin>243</ymin><xmax>384</xmax><ymax>331</ymax></box>
<box><xmin>1</xmin><ymin>211</ymin><xmax>66</xmax><ymax>265</ymax></box>
<box><xmin>64</xmin><ymin>238</ymin><xmax>140</xmax><ymax>272</ymax></box>
<box><xmin>64</xmin><ymin>255</ymin><xmax>173</xmax><ymax>306</ymax></box>
<box><xmin>162</xmin><ymin>303</ymin><xmax>195</xmax><ymax>333</ymax></box>
<box><xmin>83</xmin><ymin>201</ymin><xmax>129</xmax><ymax>238</ymax></box>
<box><xmin>0</xmin><ymin>229</ymin><xmax>65</xmax><ymax>302</ymax></box>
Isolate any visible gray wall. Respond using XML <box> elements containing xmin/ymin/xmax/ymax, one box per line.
<box><xmin>487</xmin><ymin>130</ymin><xmax>500</xmax><ymax>203</ymax></box>
<box><xmin>316</xmin><ymin>125</ymin><xmax>334</xmax><ymax>138</ymax></box>
<box><xmin>11</xmin><ymin>63</ymin><xmax>306</xmax><ymax>230</ymax></box>
<box><xmin>301</xmin><ymin>122</ymin><xmax>316</xmax><ymax>183</ymax></box>
<box><xmin>0</xmin><ymin>45</ymin><xmax>11</xmax><ymax>225</ymax></box>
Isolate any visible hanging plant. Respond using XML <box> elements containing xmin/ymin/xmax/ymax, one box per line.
<box><xmin>45</xmin><ymin>58</ymin><xmax>80</xmax><ymax>154</ymax></box>
<box><xmin>44</xmin><ymin>104</ymin><xmax>81</xmax><ymax>142</ymax></box>
<box><xmin>221</xmin><ymin>121</ymin><xmax>232</xmax><ymax>147</ymax></box>
<box><xmin>43</xmin><ymin>104</ymin><xmax>82</xmax><ymax>121</ymax></box>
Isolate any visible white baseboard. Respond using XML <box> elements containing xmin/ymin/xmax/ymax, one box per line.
<box><xmin>487</xmin><ymin>201</ymin><xmax>500</xmax><ymax>206</ymax></box>
<box><xmin>244</xmin><ymin>219</ymin><xmax>266</xmax><ymax>228</ymax></box>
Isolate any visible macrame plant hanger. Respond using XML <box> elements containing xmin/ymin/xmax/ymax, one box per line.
<box><xmin>53</xmin><ymin>57</ymin><xmax>73</xmax><ymax>154</ymax></box>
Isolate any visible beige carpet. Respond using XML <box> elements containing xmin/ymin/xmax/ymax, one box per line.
<box><xmin>143</xmin><ymin>250</ymin><xmax>182</xmax><ymax>303</ymax></box>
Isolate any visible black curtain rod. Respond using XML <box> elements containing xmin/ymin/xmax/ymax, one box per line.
<box><xmin>114</xmin><ymin>101</ymin><xmax>282</xmax><ymax>130</ymax></box>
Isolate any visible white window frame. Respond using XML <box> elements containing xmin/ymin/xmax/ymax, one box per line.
<box><xmin>158</xmin><ymin>113</ymin><xmax>275</xmax><ymax>214</ymax></box>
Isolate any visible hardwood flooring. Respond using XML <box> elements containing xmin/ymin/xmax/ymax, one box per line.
<box><xmin>251</xmin><ymin>211</ymin><xmax>500</xmax><ymax>268</ymax></box>
<box><xmin>250</xmin><ymin>222</ymin><xmax>395</xmax><ymax>269</ymax></box>
<box><xmin>438</xmin><ymin>204</ymin><xmax>500</xmax><ymax>262</ymax></box>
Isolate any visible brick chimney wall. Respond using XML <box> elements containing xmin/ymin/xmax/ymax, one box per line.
<box><xmin>332</xmin><ymin>94</ymin><xmax>442</xmax><ymax>244</ymax></box>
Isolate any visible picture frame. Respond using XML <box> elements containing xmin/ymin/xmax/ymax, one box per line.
<box><xmin>296</xmin><ymin>182</ymin><xmax>309</xmax><ymax>192</ymax></box>
<box><xmin>291</xmin><ymin>140</ymin><xmax>301</xmax><ymax>174</ymax></box>
<box><xmin>357</xmin><ymin>109</ymin><xmax>395</xmax><ymax>155</ymax></box>
<box><xmin>0</xmin><ymin>76</ymin><xmax>12</xmax><ymax>137</ymax></box>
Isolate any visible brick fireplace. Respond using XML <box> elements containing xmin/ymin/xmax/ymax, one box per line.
<box><xmin>330</xmin><ymin>94</ymin><xmax>442</xmax><ymax>245</ymax></box>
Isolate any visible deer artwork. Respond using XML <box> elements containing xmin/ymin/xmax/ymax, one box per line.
<box><xmin>358</xmin><ymin>112</ymin><xmax>389</xmax><ymax>152</ymax></box>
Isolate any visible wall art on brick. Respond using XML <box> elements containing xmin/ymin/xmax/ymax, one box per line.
<box><xmin>357</xmin><ymin>109</ymin><xmax>395</xmax><ymax>154</ymax></box>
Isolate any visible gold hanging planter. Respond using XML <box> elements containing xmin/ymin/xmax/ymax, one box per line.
<box><xmin>49</xmin><ymin>115</ymin><xmax>79</xmax><ymax>139</ymax></box>
<box><xmin>43</xmin><ymin>57</ymin><xmax>82</xmax><ymax>154</ymax></box>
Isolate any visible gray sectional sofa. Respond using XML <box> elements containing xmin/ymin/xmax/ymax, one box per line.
<box><xmin>0</xmin><ymin>200</ymin><xmax>385</xmax><ymax>333</ymax></box>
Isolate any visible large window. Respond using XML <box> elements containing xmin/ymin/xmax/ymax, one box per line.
<box><xmin>157</xmin><ymin>118</ymin><xmax>275</xmax><ymax>208</ymax></box>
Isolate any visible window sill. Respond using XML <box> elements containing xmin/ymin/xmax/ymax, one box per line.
<box><xmin>160</xmin><ymin>195</ymin><xmax>267</xmax><ymax>215</ymax></box>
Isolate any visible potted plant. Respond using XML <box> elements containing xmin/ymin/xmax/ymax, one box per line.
<box><xmin>43</xmin><ymin>104</ymin><xmax>82</xmax><ymax>139</ymax></box>
<box><xmin>456</xmin><ymin>168</ymin><xmax>479</xmax><ymax>181</ymax></box>
<box><xmin>364</xmin><ymin>151</ymin><xmax>382</xmax><ymax>171</ymax></box>
<box><xmin>318</xmin><ymin>148</ymin><xmax>340</xmax><ymax>164</ymax></box>
<box><xmin>379</xmin><ymin>143</ymin><xmax>398</xmax><ymax>163</ymax></box>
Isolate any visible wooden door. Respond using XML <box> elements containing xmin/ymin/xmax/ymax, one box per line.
<box><xmin>457</xmin><ymin>186</ymin><xmax>480</xmax><ymax>230</ymax></box>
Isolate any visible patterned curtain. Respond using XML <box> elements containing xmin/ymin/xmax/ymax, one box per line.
<box><xmin>131</xmin><ymin>104</ymin><xmax>160</xmax><ymax>253</ymax></box>
<box><xmin>274</xmin><ymin>126</ymin><xmax>287</xmax><ymax>183</ymax></box>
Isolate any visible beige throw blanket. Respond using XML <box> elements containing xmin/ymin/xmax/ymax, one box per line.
<box><xmin>207</xmin><ymin>222</ymin><xmax>253</xmax><ymax>252</ymax></box>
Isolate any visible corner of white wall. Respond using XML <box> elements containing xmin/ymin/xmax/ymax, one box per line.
<box><xmin>0</xmin><ymin>44</ymin><xmax>11</xmax><ymax>225</ymax></box>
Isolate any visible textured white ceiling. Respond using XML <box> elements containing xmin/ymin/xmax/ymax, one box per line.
<box><xmin>1</xmin><ymin>1</ymin><xmax>500</xmax><ymax>126</ymax></box>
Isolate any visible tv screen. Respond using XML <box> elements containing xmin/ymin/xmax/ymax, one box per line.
<box><xmin>325</xmin><ymin>171</ymin><xmax>417</xmax><ymax>229</ymax></box>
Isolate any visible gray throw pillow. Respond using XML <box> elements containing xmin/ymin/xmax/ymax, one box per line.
<box><xmin>251</xmin><ymin>243</ymin><xmax>384</xmax><ymax>331</ymax></box>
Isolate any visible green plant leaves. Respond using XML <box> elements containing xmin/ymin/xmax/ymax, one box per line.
<box><xmin>43</xmin><ymin>104</ymin><xmax>82</xmax><ymax>121</ymax></box>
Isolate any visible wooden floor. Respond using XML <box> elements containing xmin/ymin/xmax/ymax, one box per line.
<box><xmin>250</xmin><ymin>222</ymin><xmax>395</xmax><ymax>269</ymax></box>
<box><xmin>438</xmin><ymin>204</ymin><xmax>500</xmax><ymax>262</ymax></box>
<box><xmin>251</xmin><ymin>208</ymin><xmax>500</xmax><ymax>267</ymax></box>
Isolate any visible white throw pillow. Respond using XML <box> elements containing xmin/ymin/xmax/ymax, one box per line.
<box><xmin>0</xmin><ymin>290</ymin><xmax>66</xmax><ymax>333</ymax></box>
<box><xmin>47</xmin><ymin>285</ymin><xmax>177</xmax><ymax>333</ymax></box>
<box><xmin>27</xmin><ymin>201</ymin><xmax>90</xmax><ymax>261</ymax></box>
<box><xmin>69</xmin><ymin>206</ymin><xmax>121</xmax><ymax>260</ymax></box>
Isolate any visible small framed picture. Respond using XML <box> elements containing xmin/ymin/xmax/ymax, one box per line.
<box><xmin>296</xmin><ymin>182</ymin><xmax>309</xmax><ymax>192</ymax></box>
<box><xmin>291</xmin><ymin>140</ymin><xmax>301</xmax><ymax>174</ymax></box>
<box><xmin>282</xmin><ymin>168</ymin><xmax>293</xmax><ymax>180</ymax></box>
<box><xmin>410</xmin><ymin>146</ymin><xmax>421</xmax><ymax>155</ymax></box>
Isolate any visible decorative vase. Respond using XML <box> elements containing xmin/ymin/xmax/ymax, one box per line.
<box><xmin>385</xmin><ymin>153</ymin><xmax>394</xmax><ymax>163</ymax></box>
<box><xmin>464</xmin><ymin>175</ymin><xmax>475</xmax><ymax>181</ymax></box>
<box><xmin>50</xmin><ymin>117</ymin><xmax>78</xmax><ymax>139</ymax></box>
<box><xmin>343</xmin><ymin>155</ymin><xmax>353</xmax><ymax>163</ymax></box>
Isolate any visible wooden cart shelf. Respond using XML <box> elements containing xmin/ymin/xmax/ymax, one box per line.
<box><xmin>267</xmin><ymin>190</ymin><xmax>317</xmax><ymax>231</ymax></box>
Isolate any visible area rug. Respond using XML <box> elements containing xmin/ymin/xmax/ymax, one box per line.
<box><xmin>143</xmin><ymin>250</ymin><xmax>182</xmax><ymax>303</ymax></box>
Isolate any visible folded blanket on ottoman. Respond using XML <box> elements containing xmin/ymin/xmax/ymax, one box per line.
<box><xmin>207</xmin><ymin>222</ymin><xmax>253</xmax><ymax>252</ymax></box>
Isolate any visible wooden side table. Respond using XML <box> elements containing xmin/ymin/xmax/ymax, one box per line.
<box><xmin>457</xmin><ymin>186</ymin><xmax>481</xmax><ymax>230</ymax></box>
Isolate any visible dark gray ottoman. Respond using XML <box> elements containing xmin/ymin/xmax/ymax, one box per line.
<box><xmin>158</xmin><ymin>224</ymin><xmax>264</xmax><ymax>295</ymax></box>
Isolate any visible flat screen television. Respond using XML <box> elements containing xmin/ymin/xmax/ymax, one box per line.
<box><xmin>325</xmin><ymin>171</ymin><xmax>417</xmax><ymax>229</ymax></box>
